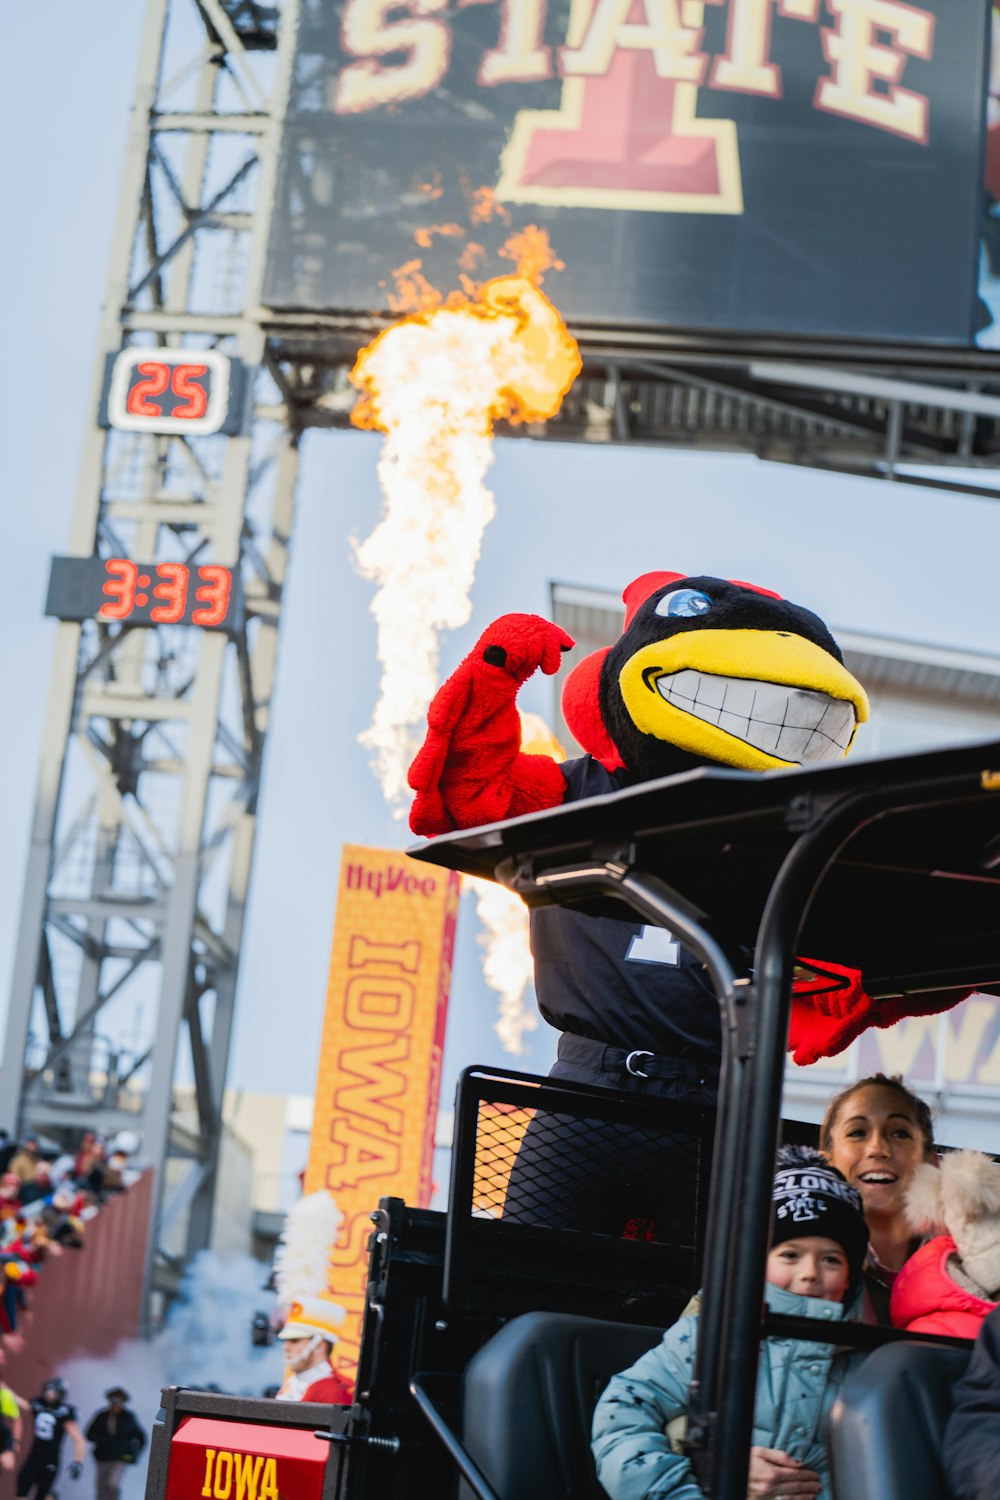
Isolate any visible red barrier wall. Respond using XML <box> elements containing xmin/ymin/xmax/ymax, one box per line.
<box><xmin>2</xmin><ymin>1169</ymin><xmax>152</xmax><ymax>1397</ymax></box>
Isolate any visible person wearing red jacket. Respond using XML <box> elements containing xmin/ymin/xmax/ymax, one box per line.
<box><xmin>890</xmin><ymin>1149</ymin><xmax>1000</xmax><ymax>1339</ymax></box>
<box><xmin>274</xmin><ymin>1296</ymin><xmax>354</xmax><ymax>1405</ymax></box>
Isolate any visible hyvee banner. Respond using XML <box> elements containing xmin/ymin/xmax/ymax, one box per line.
<box><xmin>305</xmin><ymin>846</ymin><xmax>460</xmax><ymax>1377</ymax></box>
<box><xmin>266</xmin><ymin>0</ymin><xmax>988</xmax><ymax>345</ymax></box>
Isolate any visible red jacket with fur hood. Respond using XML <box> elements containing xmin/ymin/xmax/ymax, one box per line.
<box><xmin>890</xmin><ymin>1235</ymin><xmax>997</xmax><ymax>1339</ymax></box>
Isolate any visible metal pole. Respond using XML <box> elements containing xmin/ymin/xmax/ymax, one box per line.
<box><xmin>706</xmin><ymin>789</ymin><xmax>891</xmax><ymax>1500</ymax></box>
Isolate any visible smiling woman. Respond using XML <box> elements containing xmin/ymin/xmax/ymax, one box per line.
<box><xmin>820</xmin><ymin>1073</ymin><xmax>937</xmax><ymax>1326</ymax></box>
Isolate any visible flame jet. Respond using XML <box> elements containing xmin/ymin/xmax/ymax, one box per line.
<box><xmin>351</xmin><ymin>277</ymin><xmax>581</xmax><ymax>809</ymax></box>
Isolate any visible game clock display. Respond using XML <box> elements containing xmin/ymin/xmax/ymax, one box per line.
<box><xmin>46</xmin><ymin>556</ymin><xmax>241</xmax><ymax>631</ymax></box>
<box><xmin>100</xmin><ymin>348</ymin><xmax>244</xmax><ymax>435</ymax></box>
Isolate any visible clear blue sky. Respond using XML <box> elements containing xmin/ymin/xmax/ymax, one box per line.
<box><xmin>3</xmin><ymin>2</ymin><xmax>1000</xmax><ymax>1108</ymax></box>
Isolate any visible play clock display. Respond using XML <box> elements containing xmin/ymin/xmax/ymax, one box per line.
<box><xmin>46</xmin><ymin>556</ymin><xmax>241</xmax><ymax>631</ymax></box>
<box><xmin>99</xmin><ymin>348</ymin><xmax>244</xmax><ymax>435</ymax></box>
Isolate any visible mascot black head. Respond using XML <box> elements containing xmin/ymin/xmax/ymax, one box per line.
<box><xmin>563</xmin><ymin>571</ymin><xmax>869</xmax><ymax>781</ymax></box>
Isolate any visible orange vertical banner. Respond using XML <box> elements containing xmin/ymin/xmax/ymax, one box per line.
<box><xmin>305</xmin><ymin>845</ymin><xmax>460</xmax><ymax>1379</ymax></box>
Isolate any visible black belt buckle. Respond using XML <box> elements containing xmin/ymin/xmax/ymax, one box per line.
<box><xmin>625</xmin><ymin>1049</ymin><xmax>654</xmax><ymax>1078</ymax></box>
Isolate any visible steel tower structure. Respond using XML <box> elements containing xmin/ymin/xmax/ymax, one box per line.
<box><xmin>5</xmin><ymin>0</ymin><xmax>1000</xmax><ymax>1333</ymax></box>
<box><xmin>0</xmin><ymin>0</ymin><xmax>301</xmax><ymax>1319</ymax></box>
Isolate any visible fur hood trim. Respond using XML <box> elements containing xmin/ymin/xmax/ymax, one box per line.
<box><xmin>905</xmin><ymin>1152</ymin><xmax>1000</xmax><ymax>1234</ymax></box>
<box><xmin>904</xmin><ymin>1151</ymin><xmax>1000</xmax><ymax>1298</ymax></box>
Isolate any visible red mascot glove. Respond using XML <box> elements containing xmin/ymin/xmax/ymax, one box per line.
<box><xmin>408</xmin><ymin>614</ymin><xmax>574</xmax><ymax>837</ymax></box>
<box><xmin>788</xmin><ymin>957</ymin><xmax>973</xmax><ymax>1066</ymax></box>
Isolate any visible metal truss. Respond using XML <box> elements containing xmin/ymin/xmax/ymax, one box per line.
<box><xmin>265</xmin><ymin>319</ymin><xmax>1000</xmax><ymax>496</ymax></box>
<box><xmin>0</xmin><ymin>0</ymin><xmax>299</xmax><ymax>1323</ymax></box>
<box><xmin>248</xmin><ymin>0</ymin><xmax>1000</xmax><ymax>485</ymax></box>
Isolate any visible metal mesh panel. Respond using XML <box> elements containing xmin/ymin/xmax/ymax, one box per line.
<box><xmin>445</xmin><ymin>1068</ymin><xmax>715</xmax><ymax>1326</ymax></box>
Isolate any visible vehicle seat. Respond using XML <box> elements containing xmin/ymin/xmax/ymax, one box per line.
<box><xmin>827</xmin><ymin>1339</ymin><xmax>970</xmax><ymax>1500</ymax></box>
<box><xmin>459</xmin><ymin>1310</ymin><xmax>664</xmax><ymax>1500</ymax></box>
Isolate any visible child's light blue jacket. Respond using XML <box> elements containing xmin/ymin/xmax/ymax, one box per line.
<box><xmin>592</xmin><ymin>1282</ymin><xmax>862</xmax><ymax>1500</ymax></box>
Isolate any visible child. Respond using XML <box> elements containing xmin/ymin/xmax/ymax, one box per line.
<box><xmin>591</xmin><ymin>1145</ymin><xmax>869</xmax><ymax>1500</ymax></box>
<box><xmin>891</xmin><ymin>1149</ymin><xmax>1000</xmax><ymax>1339</ymax></box>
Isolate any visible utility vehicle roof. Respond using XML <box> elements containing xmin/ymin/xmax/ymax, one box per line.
<box><xmin>408</xmin><ymin>736</ymin><xmax>1000</xmax><ymax>998</ymax></box>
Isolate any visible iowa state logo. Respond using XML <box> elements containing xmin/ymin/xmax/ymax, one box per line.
<box><xmin>331</xmin><ymin>0</ymin><xmax>936</xmax><ymax>214</ymax></box>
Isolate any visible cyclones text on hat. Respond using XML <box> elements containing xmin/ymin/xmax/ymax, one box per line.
<box><xmin>771</xmin><ymin>1144</ymin><xmax>869</xmax><ymax>1291</ymax></box>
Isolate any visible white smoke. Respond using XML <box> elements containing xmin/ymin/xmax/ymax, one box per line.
<box><xmin>472</xmin><ymin>880</ymin><xmax>539</xmax><ymax>1055</ymax></box>
<box><xmin>154</xmin><ymin>1252</ymin><xmax>280</xmax><ymax>1393</ymax></box>
<box><xmin>350</xmin><ymin>278</ymin><xmax>580</xmax><ymax>815</ymax></box>
<box><xmin>55</xmin><ymin>1253</ymin><xmax>282</xmax><ymax>1500</ymax></box>
<box><xmin>351</xmin><ymin>309</ymin><xmax>503</xmax><ymax>812</ymax></box>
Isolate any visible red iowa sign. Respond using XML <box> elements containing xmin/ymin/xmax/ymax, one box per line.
<box><xmin>164</xmin><ymin>1416</ymin><xmax>328</xmax><ymax>1500</ymax></box>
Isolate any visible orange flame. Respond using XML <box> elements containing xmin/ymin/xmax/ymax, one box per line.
<box><xmin>387</xmin><ymin>202</ymin><xmax>561</xmax><ymax>317</ymax></box>
<box><xmin>458</xmin><ymin>242</ymin><xmax>488</xmax><ymax>273</ymax></box>
<box><xmin>470</xmin><ymin>186</ymin><xmax>511</xmax><ymax>225</ymax></box>
<box><xmin>385</xmin><ymin>259</ymin><xmax>443</xmax><ymax>315</ymax></box>
<box><xmin>351</xmin><ymin>273</ymin><xmax>581</xmax><ymax>808</ymax></box>
<box><xmin>500</xmin><ymin>225</ymin><xmax>565</xmax><ymax>286</ymax></box>
<box><xmin>354</xmin><ymin>276</ymin><xmax>581</xmax><ymax>433</ymax></box>
<box><xmin>414</xmin><ymin>223</ymin><xmax>465</xmax><ymax>249</ymax></box>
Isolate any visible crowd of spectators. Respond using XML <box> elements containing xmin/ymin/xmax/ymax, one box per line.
<box><xmin>0</xmin><ymin>1127</ymin><xmax>141</xmax><ymax>1499</ymax></box>
<box><xmin>0</xmin><ymin>1128</ymin><xmax>139</xmax><ymax>1342</ymax></box>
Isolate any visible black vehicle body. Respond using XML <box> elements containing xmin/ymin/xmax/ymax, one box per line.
<box><xmin>146</xmin><ymin>738</ymin><xmax>1000</xmax><ymax>1500</ymax></box>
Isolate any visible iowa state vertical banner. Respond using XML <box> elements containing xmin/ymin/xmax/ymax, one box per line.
<box><xmin>305</xmin><ymin>845</ymin><xmax>460</xmax><ymax>1377</ymax></box>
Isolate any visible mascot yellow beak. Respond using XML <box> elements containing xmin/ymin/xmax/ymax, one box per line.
<box><xmin>618</xmin><ymin>629</ymin><xmax>869</xmax><ymax>771</ymax></box>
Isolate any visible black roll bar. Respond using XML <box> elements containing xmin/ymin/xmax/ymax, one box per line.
<box><xmin>408</xmin><ymin>1374</ymin><xmax>502</xmax><ymax>1500</ymax></box>
<box><xmin>498</xmin><ymin>778</ymin><xmax>984</xmax><ymax>1499</ymax></box>
<box><xmin>409</xmin><ymin>741</ymin><xmax>1000</xmax><ymax>1498</ymax></box>
<box><xmin>500</xmin><ymin>855</ymin><xmax>752</xmax><ymax>1497</ymax></box>
<box><xmin>691</xmin><ymin>786</ymin><xmax>900</xmax><ymax>1498</ymax></box>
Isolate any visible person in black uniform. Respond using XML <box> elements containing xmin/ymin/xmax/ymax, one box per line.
<box><xmin>17</xmin><ymin>1379</ymin><xmax>85</xmax><ymax>1500</ymax></box>
<box><xmin>503</xmin><ymin>764</ymin><xmax>725</xmax><ymax>1235</ymax></box>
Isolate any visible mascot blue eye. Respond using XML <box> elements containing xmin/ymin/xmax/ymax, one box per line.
<box><xmin>655</xmin><ymin>589</ymin><xmax>713</xmax><ymax>619</ymax></box>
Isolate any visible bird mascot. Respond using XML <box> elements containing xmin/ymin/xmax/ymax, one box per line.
<box><xmin>408</xmin><ymin>572</ymin><xmax>973</xmax><ymax>1232</ymax></box>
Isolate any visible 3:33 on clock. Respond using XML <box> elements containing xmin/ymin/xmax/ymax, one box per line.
<box><xmin>100</xmin><ymin>558</ymin><xmax>233</xmax><ymax>627</ymax></box>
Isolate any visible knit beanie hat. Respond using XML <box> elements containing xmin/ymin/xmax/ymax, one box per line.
<box><xmin>772</xmin><ymin>1144</ymin><xmax>869</xmax><ymax>1292</ymax></box>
